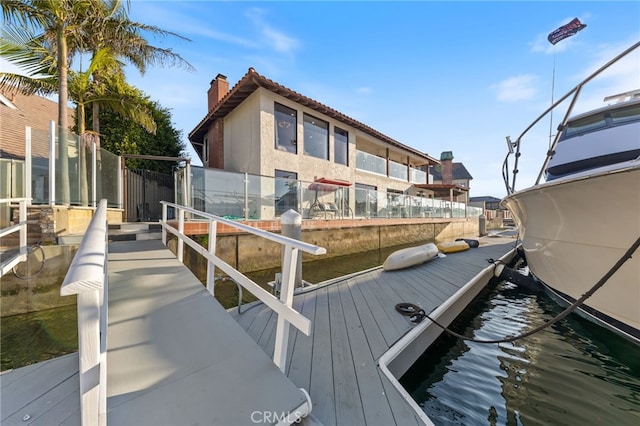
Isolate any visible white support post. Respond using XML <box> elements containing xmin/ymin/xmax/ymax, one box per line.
<box><xmin>244</xmin><ymin>172</ymin><xmax>249</xmax><ymax>220</ymax></box>
<box><xmin>49</xmin><ymin>121</ymin><xmax>56</xmax><ymax>206</ymax></box>
<box><xmin>92</xmin><ymin>141</ymin><xmax>97</xmax><ymax>208</ymax></box>
<box><xmin>25</xmin><ymin>127</ymin><xmax>32</xmax><ymax>204</ymax></box>
<box><xmin>99</xmin><ymin>245</ymin><xmax>108</xmax><ymax>426</ymax></box>
<box><xmin>162</xmin><ymin>203</ymin><xmax>167</xmax><ymax>244</ymax></box>
<box><xmin>177</xmin><ymin>208</ymin><xmax>184</xmax><ymax>262</ymax></box>
<box><xmin>19</xmin><ymin>199</ymin><xmax>27</xmax><ymax>256</ymax></box>
<box><xmin>206</xmin><ymin>218</ymin><xmax>217</xmax><ymax>295</ymax></box>
<box><xmin>273</xmin><ymin>245</ymin><xmax>299</xmax><ymax>372</ymax></box>
<box><xmin>184</xmin><ymin>163</ymin><xmax>191</xmax><ymax>209</ymax></box>
<box><xmin>60</xmin><ymin>199</ymin><xmax>108</xmax><ymax>426</ymax></box>
<box><xmin>117</xmin><ymin>156</ymin><xmax>122</xmax><ymax>210</ymax></box>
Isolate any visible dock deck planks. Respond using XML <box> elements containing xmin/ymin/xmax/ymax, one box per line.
<box><xmin>230</xmin><ymin>241</ymin><xmax>515</xmax><ymax>425</ymax></box>
<box><xmin>1</xmin><ymin>237</ymin><xmax>514</xmax><ymax>426</ymax></box>
<box><xmin>2</xmin><ymin>240</ymin><xmax>310</xmax><ymax>426</ymax></box>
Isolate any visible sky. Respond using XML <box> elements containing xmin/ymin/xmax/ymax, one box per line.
<box><xmin>4</xmin><ymin>1</ymin><xmax>639</xmax><ymax>198</ymax></box>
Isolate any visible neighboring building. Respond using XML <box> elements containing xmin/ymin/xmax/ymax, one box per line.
<box><xmin>414</xmin><ymin>151</ymin><xmax>472</xmax><ymax>205</ymax></box>
<box><xmin>469</xmin><ymin>195</ymin><xmax>503</xmax><ymax>211</ymax></box>
<box><xmin>1</xmin><ymin>91</ymin><xmax>75</xmax><ymax>204</ymax></box>
<box><xmin>188</xmin><ymin>69</ymin><xmax>442</xmax><ymax>218</ymax></box>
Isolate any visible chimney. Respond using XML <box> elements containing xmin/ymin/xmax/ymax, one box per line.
<box><xmin>207</xmin><ymin>73</ymin><xmax>229</xmax><ymax>111</ymax></box>
<box><xmin>440</xmin><ymin>151</ymin><xmax>454</xmax><ymax>184</ymax></box>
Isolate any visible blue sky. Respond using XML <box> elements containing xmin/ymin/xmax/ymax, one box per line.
<box><xmin>6</xmin><ymin>1</ymin><xmax>639</xmax><ymax>198</ymax></box>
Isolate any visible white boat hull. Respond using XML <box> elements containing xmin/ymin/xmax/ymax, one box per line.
<box><xmin>502</xmin><ymin>163</ymin><xmax>640</xmax><ymax>342</ymax></box>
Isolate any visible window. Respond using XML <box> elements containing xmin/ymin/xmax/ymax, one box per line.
<box><xmin>303</xmin><ymin>114</ymin><xmax>329</xmax><ymax>160</ymax></box>
<box><xmin>275</xmin><ymin>103</ymin><xmax>297</xmax><ymax>153</ymax></box>
<box><xmin>334</xmin><ymin>127</ymin><xmax>349</xmax><ymax>166</ymax></box>
<box><xmin>275</xmin><ymin>170</ymin><xmax>299</xmax><ymax>215</ymax></box>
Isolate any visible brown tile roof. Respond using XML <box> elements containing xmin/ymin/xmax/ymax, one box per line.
<box><xmin>189</xmin><ymin>68</ymin><xmax>438</xmax><ymax>164</ymax></box>
<box><xmin>0</xmin><ymin>91</ymin><xmax>75</xmax><ymax>160</ymax></box>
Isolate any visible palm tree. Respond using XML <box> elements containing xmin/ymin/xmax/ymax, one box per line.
<box><xmin>1</xmin><ymin>0</ymin><xmax>99</xmax><ymax>204</ymax></box>
<box><xmin>81</xmin><ymin>0</ymin><xmax>193</xmax><ymax>143</ymax></box>
<box><xmin>1</xmin><ymin>0</ymin><xmax>193</xmax><ymax>205</ymax></box>
<box><xmin>68</xmin><ymin>47</ymin><xmax>157</xmax><ymax>204</ymax></box>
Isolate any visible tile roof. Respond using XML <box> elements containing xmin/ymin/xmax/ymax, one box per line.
<box><xmin>1</xmin><ymin>91</ymin><xmax>74</xmax><ymax>160</ymax></box>
<box><xmin>189</xmin><ymin>68</ymin><xmax>439</xmax><ymax>164</ymax></box>
<box><xmin>429</xmin><ymin>162</ymin><xmax>473</xmax><ymax>181</ymax></box>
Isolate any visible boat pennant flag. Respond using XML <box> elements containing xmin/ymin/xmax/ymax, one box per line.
<box><xmin>547</xmin><ymin>18</ymin><xmax>587</xmax><ymax>45</ymax></box>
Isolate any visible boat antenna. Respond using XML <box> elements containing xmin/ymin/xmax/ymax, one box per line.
<box><xmin>548</xmin><ymin>45</ymin><xmax>557</xmax><ymax>148</ymax></box>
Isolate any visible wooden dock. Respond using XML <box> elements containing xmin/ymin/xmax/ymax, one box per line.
<box><xmin>1</xmin><ymin>237</ymin><xmax>515</xmax><ymax>425</ymax></box>
<box><xmin>1</xmin><ymin>240</ymin><xmax>311</xmax><ymax>426</ymax></box>
<box><xmin>230</xmin><ymin>239</ymin><xmax>515</xmax><ymax>425</ymax></box>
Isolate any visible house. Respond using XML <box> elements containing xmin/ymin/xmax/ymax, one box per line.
<box><xmin>469</xmin><ymin>195</ymin><xmax>503</xmax><ymax>211</ymax></box>
<box><xmin>188</xmin><ymin>69</ymin><xmax>441</xmax><ymax>218</ymax></box>
<box><xmin>413</xmin><ymin>151</ymin><xmax>472</xmax><ymax>205</ymax></box>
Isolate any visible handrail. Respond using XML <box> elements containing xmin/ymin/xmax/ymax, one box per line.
<box><xmin>0</xmin><ymin>198</ymin><xmax>31</xmax><ymax>277</ymax></box>
<box><xmin>502</xmin><ymin>40</ymin><xmax>640</xmax><ymax>194</ymax></box>
<box><xmin>60</xmin><ymin>199</ymin><xmax>109</xmax><ymax>426</ymax></box>
<box><xmin>160</xmin><ymin>201</ymin><xmax>326</xmax><ymax>372</ymax></box>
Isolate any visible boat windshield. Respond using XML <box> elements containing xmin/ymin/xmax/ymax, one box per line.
<box><xmin>561</xmin><ymin>104</ymin><xmax>640</xmax><ymax>140</ymax></box>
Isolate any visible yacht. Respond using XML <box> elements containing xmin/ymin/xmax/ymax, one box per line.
<box><xmin>501</xmin><ymin>41</ymin><xmax>640</xmax><ymax>344</ymax></box>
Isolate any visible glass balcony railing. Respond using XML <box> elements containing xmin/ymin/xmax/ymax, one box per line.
<box><xmin>388</xmin><ymin>160</ymin><xmax>407</xmax><ymax>180</ymax></box>
<box><xmin>185</xmin><ymin>165</ymin><xmax>477</xmax><ymax>220</ymax></box>
<box><xmin>410</xmin><ymin>168</ymin><xmax>427</xmax><ymax>184</ymax></box>
<box><xmin>355</xmin><ymin>150</ymin><xmax>386</xmax><ymax>175</ymax></box>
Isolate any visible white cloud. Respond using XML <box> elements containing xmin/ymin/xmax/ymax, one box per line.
<box><xmin>356</xmin><ymin>87</ymin><xmax>373</xmax><ymax>95</ymax></box>
<box><xmin>492</xmin><ymin>74</ymin><xmax>538</xmax><ymax>102</ymax></box>
<box><xmin>245</xmin><ymin>7</ymin><xmax>300</xmax><ymax>55</ymax></box>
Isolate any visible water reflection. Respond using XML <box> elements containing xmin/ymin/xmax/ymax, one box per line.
<box><xmin>401</xmin><ymin>280</ymin><xmax>640</xmax><ymax>425</ymax></box>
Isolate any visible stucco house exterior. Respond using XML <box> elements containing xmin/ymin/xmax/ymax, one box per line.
<box><xmin>188</xmin><ymin>69</ymin><xmax>444</xmax><ymax>219</ymax></box>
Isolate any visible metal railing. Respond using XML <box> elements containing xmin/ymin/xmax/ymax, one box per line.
<box><xmin>160</xmin><ymin>201</ymin><xmax>327</xmax><ymax>372</ymax></box>
<box><xmin>60</xmin><ymin>199</ymin><xmax>109</xmax><ymax>426</ymax></box>
<box><xmin>0</xmin><ymin>198</ymin><xmax>30</xmax><ymax>277</ymax></box>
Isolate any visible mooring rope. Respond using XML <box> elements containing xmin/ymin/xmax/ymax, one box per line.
<box><xmin>396</xmin><ymin>235</ymin><xmax>640</xmax><ymax>344</ymax></box>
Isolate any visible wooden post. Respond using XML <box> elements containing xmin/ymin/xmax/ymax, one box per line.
<box><xmin>273</xmin><ymin>245</ymin><xmax>299</xmax><ymax>372</ymax></box>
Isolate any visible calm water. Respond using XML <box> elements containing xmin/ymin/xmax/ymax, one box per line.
<box><xmin>401</xmin><ymin>280</ymin><xmax>640</xmax><ymax>425</ymax></box>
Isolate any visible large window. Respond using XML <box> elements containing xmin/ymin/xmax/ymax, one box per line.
<box><xmin>303</xmin><ymin>114</ymin><xmax>329</xmax><ymax>160</ymax></box>
<box><xmin>275</xmin><ymin>103</ymin><xmax>297</xmax><ymax>153</ymax></box>
<box><xmin>334</xmin><ymin>126</ymin><xmax>348</xmax><ymax>166</ymax></box>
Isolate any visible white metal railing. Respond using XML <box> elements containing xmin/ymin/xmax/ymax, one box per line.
<box><xmin>0</xmin><ymin>198</ymin><xmax>30</xmax><ymax>277</ymax></box>
<box><xmin>160</xmin><ymin>201</ymin><xmax>326</xmax><ymax>372</ymax></box>
<box><xmin>60</xmin><ymin>199</ymin><xmax>109</xmax><ymax>426</ymax></box>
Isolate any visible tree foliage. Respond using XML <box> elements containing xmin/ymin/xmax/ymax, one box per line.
<box><xmin>91</xmin><ymin>99</ymin><xmax>186</xmax><ymax>174</ymax></box>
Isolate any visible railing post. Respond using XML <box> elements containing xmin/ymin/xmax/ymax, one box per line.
<box><xmin>162</xmin><ymin>202</ymin><xmax>167</xmax><ymax>244</ymax></box>
<box><xmin>206</xmin><ymin>218</ymin><xmax>217</xmax><ymax>295</ymax></box>
<box><xmin>273</xmin><ymin>245</ymin><xmax>299</xmax><ymax>371</ymax></box>
<box><xmin>19</xmin><ymin>199</ymin><xmax>27</xmax><ymax>256</ymax></box>
<box><xmin>178</xmin><ymin>208</ymin><xmax>184</xmax><ymax>262</ymax></box>
<box><xmin>25</xmin><ymin>127</ymin><xmax>32</xmax><ymax>205</ymax></box>
<box><xmin>244</xmin><ymin>172</ymin><xmax>249</xmax><ymax>220</ymax></box>
<box><xmin>49</xmin><ymin>120</ymin><xmax>55</xmax><ymax>206</ymax></box>
<box><xmin>92</xmin><ymin>140</ymin><xmax>97</xmax><ymax>208</ymax></box>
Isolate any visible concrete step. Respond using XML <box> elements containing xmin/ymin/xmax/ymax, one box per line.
<box><xmin>57</xmin><ymin>222</ymin><xmax>163</xmax><ymax>245</ymax></box>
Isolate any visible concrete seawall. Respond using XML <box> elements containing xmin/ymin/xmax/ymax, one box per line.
<box><xmin>174</xmin><ymin>217</ymin><xmax>481</xmax><ymax>273</ymax></box>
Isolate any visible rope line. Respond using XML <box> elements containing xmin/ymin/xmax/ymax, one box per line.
<box><xmin>396</xmin><ymin>235</ymin><xmax>640</xmax><ymax>344</ymax></box>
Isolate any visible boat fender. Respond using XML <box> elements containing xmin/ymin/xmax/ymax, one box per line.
<box><xmin>455</xmin><ymin>238</ymin><xmax>479</xmax><ymax>248</ymax></box>
<box><xmin>493</xmin><ymin>263</ymin><xmax>543</xmax><ymax>292</ymax></box>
